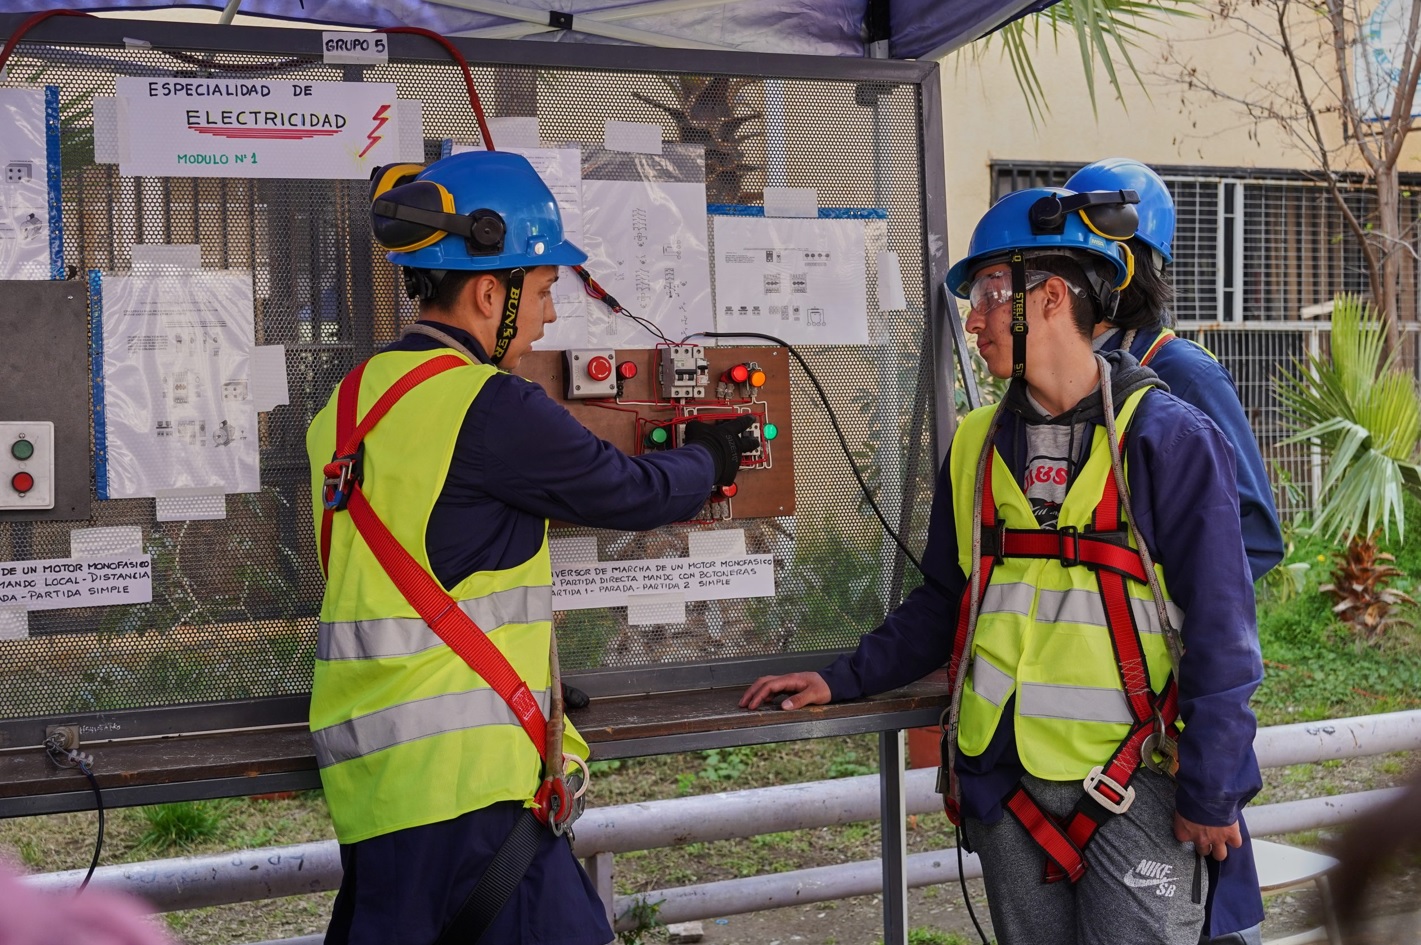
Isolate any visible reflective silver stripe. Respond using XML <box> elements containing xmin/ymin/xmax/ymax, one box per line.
<box><xmin>982</xmin><ymin>584</ymin><xmax>1183</xmax><ymax>633</ymax></box>
<box><xmin>970</xmin><ymin>655</ymin><xmax>1014</xmax><ymax>707</ymax></box>
<box><xmin>1018</xmin><ymin>682</ymin><xmax>1134</xmax><ymax>724</ymax></box>
<box><xmin>317</xmin><ymin>586</ymin><xmax>553</xmax><ymax>660</ymax></box>
<box><xmin>311</xmin><ymin>687</ymin><xmax>553</xmax><ymax>767</ymax></box>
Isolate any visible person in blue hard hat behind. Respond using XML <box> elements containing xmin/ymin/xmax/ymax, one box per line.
<box><xmin>306</xmin><ymin>150</ymin><xmax>757</xmax><ymax>945</ymax></box>
<box><xmin>1067</xmin><ymin>158</ymin><xmax>1280</xmax><ymax>945</ymax></box>
<box><xmin>743</xmin><ymin>187</ymin><xmax>1263</xmax><ymax>945</ymax></box>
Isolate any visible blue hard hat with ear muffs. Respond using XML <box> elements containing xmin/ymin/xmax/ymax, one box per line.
<box><xmin>946</xmin><ymin>187</ymin><xmax>1138</xmax><ymax>300</ymax></box>
<box><xmin>1067</xmin><ymin>158</ymin><xmax>1175</xmax><ymax>263</ymax></box>
<box><xmin>370</xmin><ymin>150</ymin><xmax>587</xmax><ymax>271</ymax></box>
<box><xmin>947</xmin><ymin>187</ymin><xmax>1140</xmax><ymax>382</ymax></box>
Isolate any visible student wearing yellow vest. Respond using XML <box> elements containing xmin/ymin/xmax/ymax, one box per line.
<box><xmin>307</xmin><ymin>150</ymin><xmax>756</xmax><ymax>945</ymax></box>
<box><xmin>743</xmin><ymin>188</ymin><xmax>1263</xmax><ymax>945</ymax></box>
<box><xmin>1067</xmin><ymin>159</ymin><xmax>1278</xmax><ymax>945</ymax></box>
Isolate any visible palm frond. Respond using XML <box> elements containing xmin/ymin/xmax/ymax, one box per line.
<box><xmin>977</xmin><ymin>0</ymin><xmax>1201</xmax><ymax>121</ymax></box>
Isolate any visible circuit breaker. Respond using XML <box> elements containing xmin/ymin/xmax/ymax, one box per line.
<box><xmin>0</xmin><ymin>422</ymin><xmax>54</xmax><ymax>510</ymax></box>
<box><xmin>658</xmin><ymin>345</ymin><xmax>709</xmax><ymax>400</ymax></box>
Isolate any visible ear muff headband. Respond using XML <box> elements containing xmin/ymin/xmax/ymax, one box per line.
<box><xmin>370</xmin><ymin>162</ymin><xmax>427</xmax><ymax>201</ymax></box>
<box><xmin>1116</xmin><ymin>243</ymin><xmax>1136</xmax><ymax>293</ymax></box>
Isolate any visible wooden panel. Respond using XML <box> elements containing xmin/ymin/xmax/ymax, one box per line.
<box><xmin>517</xmin><ymin>346</ymin><xmax>795</xmax><ymax>519</ymax></box>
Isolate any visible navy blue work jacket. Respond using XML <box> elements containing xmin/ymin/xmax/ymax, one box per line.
<box><xmin>1099</xmin><ymin>327</ymin><xmax>1284</xmax><ymax>582</ymax></box>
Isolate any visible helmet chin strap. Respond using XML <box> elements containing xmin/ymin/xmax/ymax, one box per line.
<box><xmin>489</xmin><ymin>267</ymin><xmax>526</xmax><ymax>365</ymax></box>
<box><xmin>1010</xmin><ymin>250</ymin><xmax>1028</xmax><ymax>380</ymax></box>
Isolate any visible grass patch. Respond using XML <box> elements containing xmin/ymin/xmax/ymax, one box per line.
<box><xmin>136</xmin><ymin>800</ymin><xmax>233</xmax><ymax>853</ymax></box>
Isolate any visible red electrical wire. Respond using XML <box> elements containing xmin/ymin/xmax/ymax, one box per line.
<box><xmin>0</xmin><ymin>10</ymin><xmax>95</xmax><ymax>78</ymax></box>
<box><xmin>379</xmin><ymin>26</ymin><xmax>495</xmax><ymax>151</ymax></box>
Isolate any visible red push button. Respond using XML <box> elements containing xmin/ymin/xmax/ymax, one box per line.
<box><xmin>11</xmin><ymin>472</ymin><xmax>33</xmax><ymax>494</ymax></box>
<box><xmin>725</xmin><ymin>363</ymin><xmax>750</xmax><ymax>384</ymax></box>
<box><xmin>587</xmin><ymin>356</ymin><xmax>613</xmax><ymax>382</ymax></box>
<box><xmin>617</xmin><ymin>360</ymin><xmax>638</xmax><ymax>380</ymax></box>
<box><xmin>720</xmin><ymin>482</ymin><xmax>739</xmax><ymax>498</ymax></box>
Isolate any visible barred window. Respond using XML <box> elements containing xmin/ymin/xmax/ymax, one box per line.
<box><xmin>990</xmin><ymin>162</ymin><xmax>1419</xmax><ymax>322</ymax></box>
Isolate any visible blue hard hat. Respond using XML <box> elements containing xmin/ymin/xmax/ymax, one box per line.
<box><xmin>371</xmin><ymin>151</ymin><xmax>587</xmax><ymax>271</ymax></box>
<box><xmin>946</xmin><ymin>187</ymin><xmax>1135</xmax><ymax>299</ymax></box>
<box><xmin>1066</xmin><ymin>158</ymin><xmax>1174</xmax><ymax>263</ymax></box>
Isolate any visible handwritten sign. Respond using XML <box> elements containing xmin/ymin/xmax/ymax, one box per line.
<box><xmin>114</xmin><ymin>78</ymin><xmax>405</xmax><ymax>179</ymax></box>
<box><xmin>552</xmin><ymin>554</ymin><xmax>775</xmax><ymax>610</ymax></box>
<box><xmin>322</xmin><ymin>32</ymin><xmax>388</xmax><ymax>65</ymax></box>
<box><xmin>0</xmin><ymin>554</ymin><xmax>152</xmax><ymax>611</ymax></box>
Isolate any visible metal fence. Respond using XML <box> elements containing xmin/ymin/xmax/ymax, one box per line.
<box><xmin>0</xmin><ymin>17</ymin><xmax>949</xmax><ymax>743</ymax></box>
<box><xmin>1175</xmin><ymin>321</ymin><xmax>1421</xmax><ymax>524</ymax></box>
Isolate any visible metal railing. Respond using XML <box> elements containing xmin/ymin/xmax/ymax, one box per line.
<box><xmin>25</xmin><ymin>710</ymin><xmax>1421</xmax><ymax>939</ymax></box>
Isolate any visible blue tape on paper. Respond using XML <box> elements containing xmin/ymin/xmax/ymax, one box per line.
<box><xmin>45</xmin><ymin>85</ymin><xmax>63</xmax><ymax>279</ymax></box>
<box><xmin>89</xmin><ymin>270</ymin><xmax>108</xmax><ymax>500</ymax></box>
<box><xmin>439</xmin><ymin>138</ymin><xmax>453</xmax><ymax>159</ymax></box>
<box><xmin>706</xmin><ymin>204</ymin><xmax>888</xmax><ymax>219</ymax></box>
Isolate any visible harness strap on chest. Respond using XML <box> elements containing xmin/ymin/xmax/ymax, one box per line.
<box><xmin>943</xmin><ymin>430</ymin><xmax>1181</xmax><ymax>881</ymax></box>
<box><xmin>317</xmin><ymin>354</ymin><xmax>553</xmax><ymax>763</ymax></box>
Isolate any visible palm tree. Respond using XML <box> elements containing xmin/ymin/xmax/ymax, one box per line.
<box><xmin>1276</xmin><ymin>293</ymin><xmax>1421</xmax><ymax>638</ymax></box>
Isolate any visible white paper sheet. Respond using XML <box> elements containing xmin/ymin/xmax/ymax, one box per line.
<box><xmin>551</xmin><ymin>554</ymin><xmax>775</xmax><ymax>610</ymax></box>
<box><xmin>113</xmin><ymin>78</ymin><xmax>411</xmax><ymax>179</ymax></box>
<box><xmin>155</xmin><ymin>490</ymin><xmax>228</xmax><ymax>522</ymax></box>
<box><xmin>604</xmin><ymin>120</ymin><xmax>663</xmax><ymax>154</ymax></box>
<box><xmin>0</xmin><ymin>88</ymin><xmax>54</xmax><ymax>280</ymax></box>
<box><xmin>70</xmin><ymin>526</ymin><xmax>144</xmax><ymax>559</ymax></box>
<box><xmin>580</xmin><ymin>177</ymin><xmax>713</xmax><ymax>346</ymax></box>
<box><xmin>98</xmin><ymin>270</ymin><xmax>260</xmax><ymax>499</ymax></box>
<box><xmin>450</xmin><ymin>143</ymin><xmax>589</xmax><ymax>334</ymax></box>
<box><xmin>712</xmin><ymin>216</ymin><xmax>869</xmax><ymax>345</ymax></box>
<box><xmin>0</xmin><ymin>554</ymin><xmax>152</xmax><ymax>611</ymax></box>
<box><xmin>488</xmin><ymin>117</ymin><xmax>540</xmax><ymax>149</ymax></box>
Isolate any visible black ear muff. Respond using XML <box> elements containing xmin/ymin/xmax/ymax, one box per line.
<box><xmin>369</xmin><ymin>162</ymin><xmax>426</xmax><ymax>202</ymax></box>
<box><xmin>372</xmin><ymin>180</ymin><xmax>458</xmax><ymax>253</ymax></box>
<box><xmin>1079</xmin><ymin>202</ymin><xmax>1140</xmax><ymax>242</ymax></box>
<box><xmin>467</xmin><ymin>209</ymin><xmax>506</xmax><ymax>254</ymax></box>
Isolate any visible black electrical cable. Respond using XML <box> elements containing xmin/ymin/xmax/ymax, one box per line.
<box><xmin>44</xmin><ymin>736</ymin><xmax>104</xmax><ymax>894</ymax></box>
<box><xmin>685</xmin><ymin>330</ymin><xmax>954</xmax><ymax>600</ymax></box>
<box><xmin>956</xmin><ymin>826</ymin><xmax>991</xmax><ymax>945</ymax></box>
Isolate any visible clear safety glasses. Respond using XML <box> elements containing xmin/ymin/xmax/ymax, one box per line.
<box><xmin>966</xmin><ymin>269</ymin><xmax>1085</xmax><ymax>318</ymax></box>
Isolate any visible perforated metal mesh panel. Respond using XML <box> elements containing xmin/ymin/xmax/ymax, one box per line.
<box><xmin>0</xmin><ymin>26</ymin><xmax>940</xmax><ymax>723</ymax></box>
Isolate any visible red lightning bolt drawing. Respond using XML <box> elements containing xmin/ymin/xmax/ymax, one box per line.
<box><xmin>360</xmin><ymin>104</ymin><xmax>391</xmax><ymax>159</ymax></box>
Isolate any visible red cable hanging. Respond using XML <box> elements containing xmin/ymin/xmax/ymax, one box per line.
<box><xmin>379</xmin><ymin>26</ymin><xmax>495</xmax><ymax>151</ymax></box>
<box><xmin>0</xmin><ymin>10</ymin><xmax>95</xmax><ymax>78</ymax></box>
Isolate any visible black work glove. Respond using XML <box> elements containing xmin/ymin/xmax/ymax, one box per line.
<box><xmin>561</xmin><ymin>682</ymin><xmax>590</xmax><ymax>711</ymax></box>
<box><xmin>683</xmin><ymin>415</ymin><xmax>759</xmax><ymax>487</ymax></box>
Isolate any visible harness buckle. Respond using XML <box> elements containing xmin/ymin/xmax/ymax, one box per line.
<box><xmin>536</xmin><ymin>754</ymin><xmax>589</xmax><ymax>837</ymax></box>
<box><xmin>1057</xmin><ymin>525</ymin><xmax>1081</xmax><ymax>567</ymax></box>
<box><xmin>322</xmin><ymin>444</ymin><xmax>365</xmax><ymax>511</ymax></box>
<box><xmin>1083</xmin><ymin>765</ymin><xmax>1136</xmax><ymax>814</ymax></box>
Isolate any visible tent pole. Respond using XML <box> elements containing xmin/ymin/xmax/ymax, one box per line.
<box><xmin>218</xmin><ymin>0</ymin><xmax>243</xmax><ymax>25</ymax></box>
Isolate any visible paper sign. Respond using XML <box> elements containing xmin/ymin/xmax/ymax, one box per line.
<box><xmin>0</xmin><ymin>87</ymin><xmax>60</xmax><ymax>280</ymax></box>
<box><xmin>70</xmin><ymin>526</ymin><xmax>144</xmax><ymax>559</ymax></box>
<box><xmin>604</xmin><ymin>120</ymin><xmax>663</xmax><ymax>155</ymax></box>
<box><xmin>552</xmin><ymin>554</ymin><xmax>775</xmax><ymax>610</ymax></box>
<box><xmin>0</xmin><ymin>554</ymin><xmax>153</xmax><ymax>611</ymax></box>
<box><xmin>114</xmin><ymin>78</ymin><xmax>408</xmax><ymax>180</ymax></box>
<box><xmin>156</xmin><ymin>491</ymin><xmax>227</xmax><ymax>522</ymax></box>
<box><xmin>627</xmin><ymin>594</ymin><xmax>687</xmax><ymax>625</ymax></box>
<box><xmin>322</xmin><ymin>31</ymin><xmax>389</xmax><ymax>65</ymax></box>
<box><xmin>132</xmin><ymin>244</ymin><xmax>201</xmax><ymax>269</ymax></box>
<box><xmin>713</xmin><ymin>215</ymin><xmax>869</xmax><ymax>345</ymax></box>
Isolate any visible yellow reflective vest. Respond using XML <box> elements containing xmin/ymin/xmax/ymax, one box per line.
<box><xmin>949</xmin><ymin>387</ymin><xmax>1178</xmax><ymax>781</ymax></box>
<box><xmin>306</xmin><ymin>348</ymin><xmax>589</xmax><ymax>844</ymax></box>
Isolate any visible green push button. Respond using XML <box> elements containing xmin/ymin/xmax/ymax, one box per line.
<box><xmin>11</xmin><ymin>439</ymin><xmax>33</xmax><ymax>461</ymax></box>
<box><xmin>646</xmin><ymin>427</ymin><xmax>670</xmax><ymax>448</ymax></box>
<box><xmin>762</xmin><ymin>423</ymin><xmax>779</xmax><ymax>441</ymax></box>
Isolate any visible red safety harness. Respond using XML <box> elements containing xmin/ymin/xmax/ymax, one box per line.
<box><xmin>1139</xmin><ymin>328</ymin><xmax>1175</xmax><ymax>366</ymax></box>
<box><xmin>941</xmin><ymin>437</ymin><xmax>1180</xmax><ymax>884</ymax></box>
<box><xmin>319</xmin><ymin>356</ymin><xmax>575</xmax><ymax>831</ymax></box>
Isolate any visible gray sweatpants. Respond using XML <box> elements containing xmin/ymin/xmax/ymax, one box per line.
<box><xmin>964</xmin><ymin>769</ymin><xmax>1207</xmax><ymax>945</ymax></box>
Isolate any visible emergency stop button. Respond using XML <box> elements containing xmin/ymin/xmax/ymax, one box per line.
<box><xmin>587</xmin><ymin>355</ymin><xmax>613</xmax><ymax>382</ymax></box>
<box><xmin>11</xmin><ymin>472</ymin><xmax>33</xmax><ymax>494</ymax></box>
<box><xmin>11</xmin><ymin>439</ymin><xmax>33</xmax><ymax>461</ymax></box>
